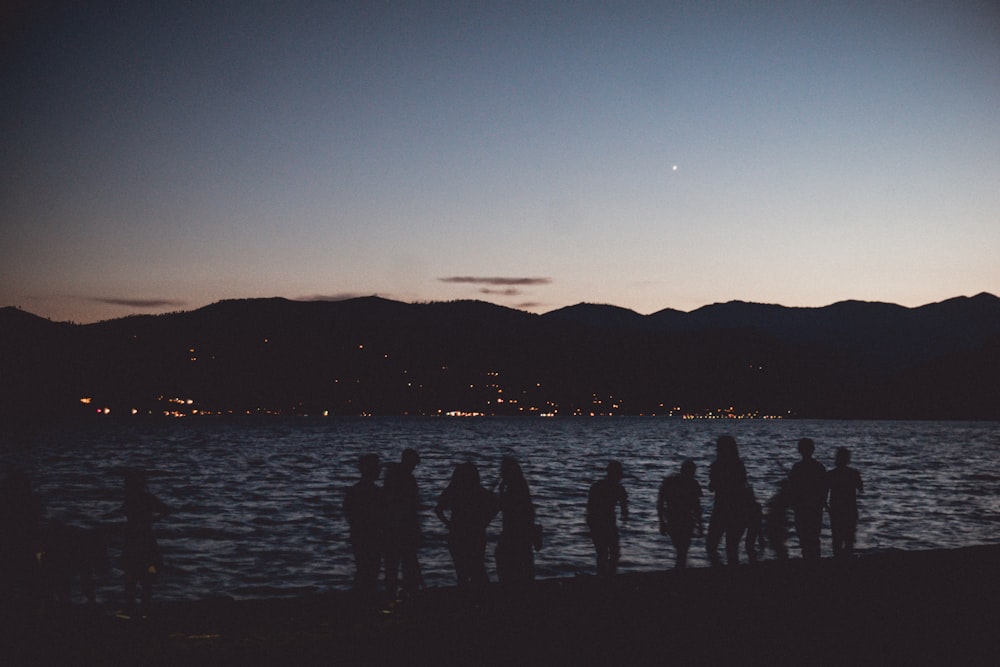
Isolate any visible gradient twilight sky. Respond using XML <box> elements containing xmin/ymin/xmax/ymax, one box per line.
<box><xmin>3</xmin><ymin>1</ymin><xmax>999</xmax><ymax>324</ymax></box>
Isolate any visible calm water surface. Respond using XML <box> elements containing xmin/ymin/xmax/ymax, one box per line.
<box><xmin>2</xmin><ymin>418</ymin><xmax>999</xmax><ymax>603</ymax></box>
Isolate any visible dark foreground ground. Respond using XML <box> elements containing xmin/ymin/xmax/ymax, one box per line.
<box><xmin>4</xmin><ymin>545</ymin><xmax>999</xmax><ymax>665</ymax></box>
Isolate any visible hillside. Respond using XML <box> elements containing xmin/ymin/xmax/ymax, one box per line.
<box><xmin>1</xmin><ymin>295</ymin><xmax>999</xmax><ymax>420</ymax></box>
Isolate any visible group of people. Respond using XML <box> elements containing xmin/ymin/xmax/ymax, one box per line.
<box><xmin>3</xmin><ymin>434</ymin><xmax>863</xmax><ymax>615</ymax></box>
<box><xmin>345</xmin><ymin>435</ymin><xmax>864</xmax><ymax>594</ymax></box>
<box><xmin>0</xmin><ymin>467</ymin><xmax>168</xmax><ymax>619</ymax></box>
<box><xmin>651</xmin><ymin>435</ymin><xmax>864</xmax><ymax>571</ymax></box>
<box><xmin>344</xmin><ymin>449</ymin><xmax>540</xmax><ymax>597</ymax></box>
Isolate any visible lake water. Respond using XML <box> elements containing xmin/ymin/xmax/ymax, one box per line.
<box><xmin>2</xmin><ymin>418</ymin><xmax>999</xmax><ymax>603</ymax></box>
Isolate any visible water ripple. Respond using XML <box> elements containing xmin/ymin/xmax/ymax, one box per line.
<box><xmin>2</xmin><ymin>417</ymin><xmax>998</xmax><ymax>602</ymax></box>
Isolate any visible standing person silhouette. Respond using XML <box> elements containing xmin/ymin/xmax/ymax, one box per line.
<box><xmin>343</xmin><ymin>453</ymin><xmax>383</xmax><ymax>593</ymax></box>
<box><xmin>657</xmin><ymin>459</ymin><xmax>702</xmax><ymax>568</ymax></box>
<box><xmin>706</xmin><ymin>436</ymin><xmax>748</xmax><ymax>567</ymax></box>
<box><xmin>788</xmin><ymin>438</ymin><xmax>828</xmax><ymax>561</ymax></box>
<box><xmin>827</xmin><ymin>447</ymin><xmax>863</xmax><ymax>558</ymax></box>
<box><xmin>382</xmin><ymin>448</ymin><xmax>423</xmax><ymax>599</ymax></box>
<box><xmin>586</xmin><ymin>460</ymin><xmax>629</xmax><ymax>576</ymax></box>
<box><xmin>121</xmin><ymin>470</ymin><xmax>169</xmax><ymax>618</ymax></box>
<box><xmin>494</xmin><ymin>456</ymin><xmax>537</xmax><ymax>585</ymax></box>
<box><xmin>434</xmin><ymin>462</ymin><xmax>498</xmax><ymax>588</ymax></box>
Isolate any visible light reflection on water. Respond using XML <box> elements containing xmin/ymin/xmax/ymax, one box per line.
<box><xmin>2</xmin><ymin>417</ymin><xmax>999</xmax><ymax>602</ymax></box>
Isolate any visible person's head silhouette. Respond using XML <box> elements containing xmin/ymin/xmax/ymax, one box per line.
<box><xmin>716</xmin><ymin>435</ymin><xmax>739</xmax><ymax>460</ymax></box>
<box><xmin>798</xmin><ymin>438</ymin><xmax>815</xmax><ymax>460</ymax></box>
<box><xmin>358</xmin><ymin>453</ymin><xmax>380</xmax><ymax>481</ymax></box>
<box><xmin>402</xmin><ymin>448</ymin><xmax>420</xmax><ymax>472</ymax></box>
<box><xmin>834</xmin><ymin>446</ymin><xmax>851</xmax><ymax>468</ymax></box>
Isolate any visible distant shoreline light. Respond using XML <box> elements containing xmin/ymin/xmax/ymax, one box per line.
<box><xmin>75</xmin><ymin>397</ymin><xmax>789</xmax><ymax>420</ymax></box>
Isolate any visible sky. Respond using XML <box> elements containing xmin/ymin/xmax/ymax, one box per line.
<box><xmin>2</xmin><ymin>1</ymin><xmax>999</xmax><ymax>324</ymax></box>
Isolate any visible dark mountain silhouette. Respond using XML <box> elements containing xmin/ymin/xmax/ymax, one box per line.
<box><xmin>552</xmin><ymin>293</ymin><xmax>1000</xmax><ymax>371</ymax></box>
<box><xmin>1</xmin><ymin>294</ymin><xmax>999</xmax><ymax>420</ymax></box>
<box><xmin>544</xmin><ymin>303</ymin><xmax>654</xmax><ymax>330</ymax></box>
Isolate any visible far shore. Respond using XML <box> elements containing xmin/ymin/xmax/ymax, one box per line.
<box><xmin>4</xmin><ymin>545</ymin><xmax>998</xmax><ymax>665</ymax></box>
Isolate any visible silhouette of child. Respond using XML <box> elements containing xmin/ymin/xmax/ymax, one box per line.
<box><xmin>657</xmin><ymin>459</ymin><xmax>702</xmax><ymax>568</ymax></box>
<box><xmin>827</xmin><ymin>447</ymin><xmax>863</xmax><ymax>558</ymax></box>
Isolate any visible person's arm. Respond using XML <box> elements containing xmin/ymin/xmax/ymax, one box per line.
<box><xmin>434</xmin><ymin>494</ymin><xmax>451</xmax><ymax>529</ymax></box>
<box><xmin>619</xmin><ymin>486</ymin><xmax>629</xmax><ymax>523</ymax></box>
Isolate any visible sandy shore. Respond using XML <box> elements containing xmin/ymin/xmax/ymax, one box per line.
<box><xmin>4</xmin><ymin>545</ymin><xmax>998</xmax><ymax>665</ymax></box>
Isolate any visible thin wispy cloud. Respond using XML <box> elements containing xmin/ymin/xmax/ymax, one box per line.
<box><xmin>90</xmin><ymin>297</ymin><xmax>186</xmax><ymax>309</ymax></box>
<box><xmin>299</xmin><ymin>293</ymin><xmax>372</xmax><ymax>302</ymax></box>
<box><xmin>480</xmin><ymin>288</ymin><xmax>523</xmax><ymax>297</ymax></box>
<box><xmin>439</xmin><ymin>276</ymin><xmax>552</xmax><ymax>287</ymax></box>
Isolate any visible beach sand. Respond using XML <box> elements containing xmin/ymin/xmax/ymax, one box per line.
<box><xmin>4</xmin><ymin>545</ymin><xmax>998</xmax><ymax>665</ymax></box>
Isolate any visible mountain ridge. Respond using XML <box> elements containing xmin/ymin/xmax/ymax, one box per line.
<box><xmin>2</xmin><ymin>294</ymin><xmax>998</xmax><ymax>420</ymax></box>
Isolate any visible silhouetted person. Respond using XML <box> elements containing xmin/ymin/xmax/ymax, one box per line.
<box><xmin>0</xmin><ymin>468</ymin><xmax>43</xmax><ymax>605</ymax></box>
<box><xmin>344</xmin><ymin>453</ymin><xmax>383</xmax><ymax>593</ymax></box>
<box><xmin>827</xmin><ymin>447</ymin><xmax>863</xmax><ymax>558</ymax></box>
<box><xmin>788</xmin><ymin>438</ymin><xmax>827</xmax><ymax>561</ymax></box>
<box><xmin>586</xmin><ymin>460</ymin><xmax>629</xmax><ymax>576</ymax></box>
<box><xmin>657</xmin><ymin>459</ymin><xmax>702</xmax><ymax>568</ymax></box>
<box><xmin>121</xmin><ymin>470</ymin><xmax>169</xmax><ymax>618</ymax></box>
<box><xmin>763</xmin><ymin>480</ymin><xmax>792</xmax><ymax>560</ymax></box>
<box><xmin>435</xmin><ymin>462</ymin><xmax>498</xmax><ymax>587</ymax></box>
<box><xmin>494</xmin><ymin>456</ymin><xmax>537</xmax><ymax>585</ymax></box>
<box><xmin>382</xmin><ymin>448</ymin><xmax>423</xmax><ymax>599</ymax></box>
<box><xmin>706</xmin><ymin>436</ymin><xmax>749</xmax><ymax>567</ymax></box>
